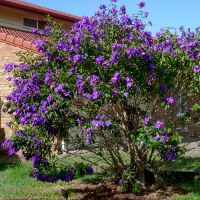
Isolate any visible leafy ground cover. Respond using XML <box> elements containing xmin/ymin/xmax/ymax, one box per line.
<box><xmin>0</xmin><ymin>155</ymin><xmax>199</xmax><ymax>200</ymax></box>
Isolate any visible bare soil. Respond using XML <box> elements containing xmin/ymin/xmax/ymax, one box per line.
<box><xmin>66</xmin><ymin>180</ymin><xmax>185</xmax><ymax>200</ymax></box>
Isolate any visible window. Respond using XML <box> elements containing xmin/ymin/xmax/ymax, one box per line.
<box><xmin>23</xmin><ymin>18</ymin><xmax>47</xmax><ymax>30</ymax></box>
<box><xmin>23</xmin><ymin>18</ymin><xmax>37</xmax><ymax>28</ymax></box>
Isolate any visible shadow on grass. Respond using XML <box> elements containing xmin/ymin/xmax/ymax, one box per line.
<box><xmin>160</xmin><ymin>157</ymin><xmax>200</xmax><ymax>173</ymax></box>
<box><xmin>0</xmin><ymin>154</ymin><xmax>21</xmax><ymax>171</ymax></box>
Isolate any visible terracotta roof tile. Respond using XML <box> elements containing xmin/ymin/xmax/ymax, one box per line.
<box><xmin>1</xmin><ymin>0</ymin><xmax>81</xmax><ymax>22</ymax></box>
<box><xmin>0</xmin><ymin>26</ymin><xmax>40</xmax><ymax>42</ymax></box>
<box><xmin>0</xmin><ymin>26</ymin><xmax>40</xmax><ymax>52</ymax></box>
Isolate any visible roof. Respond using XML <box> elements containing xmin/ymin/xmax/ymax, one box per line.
<box><xmin>0</xmin><ymin>0</ymin><xmax>82</xmax><ymax>52</ymax></box>
<box><xmin>0</xmin><ymin>26</ymin><xmax>40</xmax><ymax>52</ymax></box>
<box><xmin>0</xmin><ymin>0</ymin><xmax>81</xmax><ymax>23</ymax></box>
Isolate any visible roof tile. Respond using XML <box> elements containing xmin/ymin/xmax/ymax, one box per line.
<box><xmin>1</xmin><ymin>0</ymin><xmax>81</xmax><ymax>22</ymax></box>
<box><xmin>0</xmin><ymin>26</ymin><xmax>39</xmax><ymax>52</ymax></box>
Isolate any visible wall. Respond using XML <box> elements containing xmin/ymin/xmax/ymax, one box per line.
<box><xmin>0</xmin><ymin>5</ymin><xmax>73</xmax><ymax>32</ymax></box>
<box><xmin>0</xmin><ymin>42</ymin><xmax>25</xmax><ymax>151</ymax></box>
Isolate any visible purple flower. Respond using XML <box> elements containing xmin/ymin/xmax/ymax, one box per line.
<box><xmin>5</xmin><ymin>63</ymin><xmax>16</xmax><ymax>72</ymax></box>
<box><xmin>96</xmin><ymin>55</ymin><xmax>104</xmax><ymax>65</ymax></box>
<box><xmin>73</xmin><ymin>54</ymin><xmax>84</xmax><ymax>64</ymax></box>
<box><xmin>65</xmin><ymin>172</ymin><xmax>73</xmax><ymax>182</ymax></box>
<box><xmin>111</xmin><ymin>72</ymin><xmax>121</xmax><ymax>85</ymax></box>
<box><xmin>161</xmin><ymin>135</ymin><xmax>169</xmax><ymax>143</ymax></box>
<box><xmin>77</xmin><ymin>75</ymin><xmax>84</xmax><ymax>94</ymax></box>
<box><xmin>103</xmin><ymin>60</ymin><xmax>110</xmax><ymax>68</ymax></box>
<box><xmin>120</xmin><ymin>5</ymin><xmax>126</xmax><ymax>15</ymax></box>
<box><xmin>70</xmin><ymin>67</ymin><xmax>78</xmax><ymax>73</ymax></box>
<box><xmin>154</xmin><ymin>135</ymin><xmax>160</xmax><ymax>140</ymax></box>
<box><xmin>7</xmin><ymin>77</ymin><xmax>12</xmax><ymax>81</ymax></box>
<box><xmin>193</xmin><ymin>65</ymin><xmax>200</xmax><ymax>73</ymax></box>
<box><xmin>60</xmin><ymin>189</ymin><xmax>66</xmax><ymax>193</ymax></box>
<box><xmin>113</xmin><ymin>88</ymin><xmax>120</xmax><ymax>95</ymax></box>
<box><xmin>85</xmin><ymin>135</ymin><xmax>92</xmax><ymax>143</ymax></box>
<box><xmin>99</xmin><ymin>4</ymin><xmax>106</xmax><ymax>10</ymax></box>
<box><xmin>165</xmin><ymin>96</ymin><xmax>176</xmax><ymax>105</ymax></box>
<box><xmin>77</xmin><ymin>117</ymin><xmax>83</xmax><ymax>124</ymax></box>
<box><xmin>32</xmin><ymin>29</ymin><xmax>38</xmax><ymax>35</ymax></box>
<box><xmin>47</xmin><ymin>95</ymin><xmax>53</xmax><ymax>103</ymax></box>
<box><xmin>148</xmin><ymin>64</ymin><xmax>155</xmax><ymax>69</ymax></box>
<box><xmin>140</xmin><ymin>141</ymin><xmax>144</xmax><ymax>145</ymax></box>
<box><xmin>96</xmin><ymin>114</ymin><xmax>104</xmax><ymax>119</ymax></box>
<box><xmin>97</xmin><ymin>120</ymin><xmax>104</xmax><ymax>126</ymax></box>
<box><xmin>125</xmin><ymin>77</ymin><xmax>133</xmax><ymax>88</ymax></box>
<box><xmin>70</xmin><ymin>166</ymin><xmax>75</xmax><ymax>171</ymax></box>
<box><xmin>105</xmin><ymin>120</ymin><xmax>111</xmax><ymax>127</ymax></box>
<box><xmin>144</xmin><ymin>12</ymin><xmax>149</xmax><ymax>18</ymax></box>
<box><xmin>6</xmin><ymin>122</ymin><xmax>10</xmax><ymax>127</ymax></box>
<box><xmin>54</xmin><ymin>102</ymin><xmax>59</xmax><ymax>108</ymax></box>
<box><xmin>119</xmin><ymin>179</ymin><xmax>123</xmax><ymax>185</ymax></box>
<box><xmin>54</xmin><ymin>84</ymin><xmax>65</xmax><ymax>94</ymax></box>
<box><xmin>123</xmin><ymin>92</ymin><xmax>128</xmax><ymax>98</ymax></box>
<box><xmin>136</xmin><ymin>87</ymin><xmax>141</xmax><ymax>91</ymax></box>
<box><xmin>160</xmin><ymin>85</ymin><xmax>167</xmax><ymax>92</ymax></box>
<box><xmin>88</xmin><ymin>75</ymin><xmax>99</xmax><ymax>86</ymax></box>
<box><xmin>155</xmin><ymin>121</ymin><xmax>163</xmax><ymax>129</ymax></box>
<box><xmin>138</xmin><ymin>1</ymin><xmax>145</xmax><ymax>8</ymax></box>
<box><xmin>87</xmin><ymin>166</ymin><xmax>94</xmax><ymax>174</ymax></box>
<box><xmin>144</xmin><ymin>117</ymin><xmax>149</xmax><ymax>125</ymax></box>
<box><xmin>91</xmin><ymin>120</ymin><xmax>98</xmax><ymax>127</ymax></box>
<box><xmin>148</xmin><ymin>21</ymin><xmax>152</xmax><ymax>26</ymax></box>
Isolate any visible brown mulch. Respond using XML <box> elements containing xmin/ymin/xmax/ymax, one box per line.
<box><xmin>66</xmin><ymin>180</ymin><xmax>186</xmax><ymax>200</ymax></box>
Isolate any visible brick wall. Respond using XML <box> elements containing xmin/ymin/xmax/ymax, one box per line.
<box><xmin>0</xmin><ymin>42</ymin><xmax>26</xmax><ymax>151</ymax></box>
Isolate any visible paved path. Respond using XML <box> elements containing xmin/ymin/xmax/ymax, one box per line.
<box><xmin>181</xmin><ymin>137</ymin><xmax>200</xmax><ymax>157</ymax></box>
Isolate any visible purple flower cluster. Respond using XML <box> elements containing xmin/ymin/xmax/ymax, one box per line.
<box><xmin>165</xmin><ymin>96</ymin><xmax>176</xmax><ymax>105</ymax></box>
<box><xmin>154</xmin><ymin>121</ymin><xmax>163</xmax><ymax>129</ymax></box>
<box><xmin>91</xmin><ymin>114</ymin><xmax>111</xmax><ymax>127</ymax></box>
<box><xmin>125</xmin><ymin>77</ymin><xmax>133</xmax><ymax>88</ymax></box>
<box><xmin>83</xmin><ymin>88</ymin><xmax>102</xmax><ymax>100</ymax></box>
<box><xmin>77</xmin><ymin>75</ymin><xmax>84</xmax><ymax>94</ymax></box>
<box><xmin>111</xmin><ymin>72</ymin><xmax>121</xmax><ymax>85</ymax></box>
<box><xmin>1</xmin><ymin>139</ymin><xmax>18</xmax><ymax>155</ymax></box>
<box><xmin>193</xmin><ymin>65</ymin><xmax>200</xmax><ymax>73</ymax></box>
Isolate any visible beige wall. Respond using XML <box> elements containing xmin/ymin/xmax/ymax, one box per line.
<box><xmin>0</xmin><ymin>42</ymin><xmax>25</xmax><ymax>145</ymax></box>
<box><xmin>0</xmin><ymin>5</ymin><xmax>73</xmax><ymax>32</ymax></box>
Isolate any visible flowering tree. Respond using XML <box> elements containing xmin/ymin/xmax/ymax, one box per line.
<box><xmin>1</xmin><ymin>0</ymin><xmax>200</xmax><ymax>190</ymax></box>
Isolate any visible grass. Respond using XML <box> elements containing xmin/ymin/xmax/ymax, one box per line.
<box><xmin>0</xmin><ymin>154</ymin><xmax>199</xmax><ymax>199</ymax></box>
<box><xmin>160</xmin><ymin>157</ymin><xmax>200</xmax><ymax>173</ymax></box>
<box><xmin>171</xmin><ymin>180</ymin><xmax>200</xmax><ymax>200</ymax></box>
<box><xmin>0</xmin><ymin>160</ymin><xmax>110</xmax><ymax>200</ymax></box>
<box><xmin>0</xmin><ymin>162</ymin><xmax>64</xmax><ymax>199</ymax></box>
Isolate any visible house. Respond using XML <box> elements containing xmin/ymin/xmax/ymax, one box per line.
<box><xmin>0</xmin><ymin>0</ymin><xmax>81</xmax><ymax>152</ymax></box>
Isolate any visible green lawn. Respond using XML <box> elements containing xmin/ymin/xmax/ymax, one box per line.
<box><xmin>160</xmin><ymin>157</ymin><xmax>200</xmax><ymax>173</ymax></box>
<box><xmin>0</xmin><ymin>160</ymin><xmax>109</xmax><ymax>200</ymax></box>
<box><xmin>0</xmin><ymin>155</ymin><xmax>199</xmax><ymax>200</ymax></box>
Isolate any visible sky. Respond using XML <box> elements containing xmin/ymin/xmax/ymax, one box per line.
<box><xmin>23</xmin><ymin>0</ymin><xmax>200</xmax><ymax>35</ymax></box>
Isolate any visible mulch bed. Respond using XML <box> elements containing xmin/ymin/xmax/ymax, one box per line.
<box><xmin>66</xmin><ymin>180</ymin><xmax>186</xmax><ymax>200</ymax></box>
